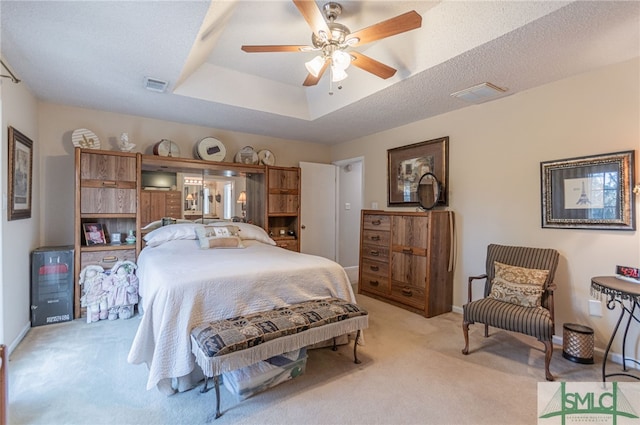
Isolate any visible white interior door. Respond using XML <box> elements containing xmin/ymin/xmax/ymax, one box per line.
<box><xmin>300</xmin><ymin>162</ymin><xmax>337</xmax><ymax>260</ymax></box>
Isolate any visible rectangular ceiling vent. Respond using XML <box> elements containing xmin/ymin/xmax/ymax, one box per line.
<box><xmin>144</xmin><ymin>76</ymin><xmax>168</xmax><ymax>93</ymax></box>
<box><xmin>450</xmin><ymin>82</ymin><xmax>507</xmax><ymax>104</ymax></box>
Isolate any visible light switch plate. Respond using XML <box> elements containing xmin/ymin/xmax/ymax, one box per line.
<box><xmin>589</xmin><ymin>299</ymin><xmax>603</xmax><ymax>317</ymax></box>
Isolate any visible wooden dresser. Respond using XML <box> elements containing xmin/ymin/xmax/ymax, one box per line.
<box><xmin>358</xmin><ymin>210</ymin><xmax>454</xmax><ymax>318</ymax></box>
<box><xmin>140</xmin><ymin>189</ymin><xmax>182</xmax><ymax>227</ymax></box>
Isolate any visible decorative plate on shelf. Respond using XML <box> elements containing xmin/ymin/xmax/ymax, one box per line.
<box><xmin>258</xmin><ymin>149</ymin><xmax>276</xmax><ymax>166</ymax></box>
<box><xmin>234</xmin><ymin>146</ymin><xmax>259</xmax><ymax>165</ymax></box>
<box><xmin>72</xmin><ymin>128</ymin><xmax>101</xmax><ymax>149</ymax></box>
<box><xmin>153</xmin><ymin>139</ymin><xmax>180</xmax><ymax>157</ymax></box>
<box><xmin>195</xmin><ymin>137</ymin><xmax>226</xmax><ymax>162</ymax></box>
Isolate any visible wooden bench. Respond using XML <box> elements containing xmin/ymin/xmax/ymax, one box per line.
<box><xmin>190</xmin><ymin>297</ymin><xmax>369</xmax><ymax>419</ymax></box>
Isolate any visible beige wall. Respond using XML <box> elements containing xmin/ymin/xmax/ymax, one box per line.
<box><xmin>37</xmin><ymin>103</ymin><xmax>332</xmax><ymax>246</ymax></box>
<box><xmin>331</xmin><ymin>57</ymin><xmax>640</xmax><ymax>354</ymax></box>
<box><xmin>1</xmin><ymin>76</ymin><xmax>39</xmax><ymax>350</ymax></box>
<box><xmin>4</xmin><ymin>57</ymin><xmax>639</xmax><ymax>360</ymax></box>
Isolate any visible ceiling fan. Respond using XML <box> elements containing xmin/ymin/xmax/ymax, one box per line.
<box><xmin>241</xmin><ymin>1</ymin><xmax>422</xmax><ymax>87</ymax></box>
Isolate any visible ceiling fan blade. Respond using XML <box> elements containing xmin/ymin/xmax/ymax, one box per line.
<box><xmin>293</xmin><ymin>0</ymin><xmax>331</xmax><ymax>40</ymax></box>
<box><xmin>350</xmin><ymin>51</ymin><xmax>397</xmax><ymax>79</ymax></box>
<box><xmin>303</xmin><ymin>60</ymin><xmax>329</xmax><ymax>86</ymax></box>
<box><xmin>241</xmin><ymin>45</ymin><xmax>310</xmax><ymax>53</ymax></box>
<box><xmin>346</xmin><ymin>10</ymin><xmax>422</xmax><ymax>47</ymax></box>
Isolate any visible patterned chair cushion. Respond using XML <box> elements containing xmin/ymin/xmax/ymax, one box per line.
<box><xmin>463</xmin><ymin>297</ymin><xmax>553</xmax><ymax>341</ymax></box>
<box><xmin>191</xmin><ymin>298</ymin><xmax>368</xmax><ymax>358</ymax></box>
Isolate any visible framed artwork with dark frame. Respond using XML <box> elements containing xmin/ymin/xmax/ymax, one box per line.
<box><xmin>387</xmin><ymin>136</ymin><xmax>449</xmax><ymax>207</ymax></box>
<box><xmin>540</xmin><ymin>150</ymin><xmax>635</xmax><ymax>230</ymax></box>
<box><xmin>7</xmin><ymin>126</ymin><xmax>33</xmax><ymax>220</ymax></box>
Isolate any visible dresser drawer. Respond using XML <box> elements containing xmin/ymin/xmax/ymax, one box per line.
<box><xmin>362</xmin><ymin>214</ymin><xmax>391</xmax><ymax>231</ymax></box>
<box><xmin>80</xmin><ymin>249</ymin><xmax>136</xmax><ymax>270</ymax></box>
<box><xmin>390</xmin><ymin>280</ymin><xmax>426</xmax><ymax>310</ymax></box>
<box><xmin>275</xmin><ymin>239</ymin><xmax>298</xmax><ymax>251</ymax></box>
<box><xmin>360</xmin><ymin>273</ymin><xmax>388</xmax><ymax>295</ymax></box>
<box><xmin>361</xmin><ymin>258</ymin><xmax>389</xmax><ymax>277</ymax></box>
<box><xmin>165</xmin><ymin>205</ymin><xmax>182</xmax><ymax>217</ymax></box>
<box><xmin>362</xmin><ymin>229</ymin><xmax>390</xmax><ymax>247</ymax></box>
<box><xmin>361</xmin><ymin>243</ymin><xmax>389</xmax><ymax>263</ymax></box>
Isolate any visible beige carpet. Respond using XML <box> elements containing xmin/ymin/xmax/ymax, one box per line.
<box><xmin>8</xmin><ymin>294</ymin><xmax>607</xmax><ymax>425</ymax></box>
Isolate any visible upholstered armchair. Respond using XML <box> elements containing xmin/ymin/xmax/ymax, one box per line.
<box><xmin>462</xmin><ymin>244</ymin><xmax>560</xmax><ymax>381</ymax></box>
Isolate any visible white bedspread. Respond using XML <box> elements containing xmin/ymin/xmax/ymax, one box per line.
<box><xmin>127</xmin><ymin>239</ymin><xmax>356</xmax><ymax>393</ymax></box>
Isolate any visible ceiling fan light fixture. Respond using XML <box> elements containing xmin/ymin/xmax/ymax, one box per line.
<box><xmin>331</xmin><ymin>65</ymin><xmax>348</xmax><ymax>82</ymax></box>
<box><xmin>345</xmin><ymin>37</ymin><xmax>359</xmax><ymax>46</ymax></box>
<box><xmin>305</xmin><ymin>56</ymin><xmax>325</xmax><ymax>77</ymax></box>
<box><xmin>332</xmin><ymin>50</ymin><xmax>351</xmax><ymax>70</ymax></box>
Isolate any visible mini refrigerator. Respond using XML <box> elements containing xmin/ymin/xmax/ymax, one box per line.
<box><xmin>30</xmin><ymin>246</ymin><xmax>74</xmax><ymax>326</ymax></box>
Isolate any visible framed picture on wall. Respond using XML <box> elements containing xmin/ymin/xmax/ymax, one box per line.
<box><xmin>540</xmin><ymin>150</ymin><xmax>635</xmax><ymax>230</ymax></box>
<box><xmin>8</xmin><ymin>126</ymin><xmax>33</xmax><ymax>220</ymax></box>
<box><xmin>387</xmin><ymin>137</ymin><xmax>449</xmax><ymax>207</ymax></box>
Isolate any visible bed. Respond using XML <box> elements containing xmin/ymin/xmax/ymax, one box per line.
<box><xmin>127</xmin><ymin>222</ymin><xmax>357</xmax><ymax>394</ymax></box>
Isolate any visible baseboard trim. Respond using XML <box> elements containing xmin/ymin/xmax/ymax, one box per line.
<box><xmin>454</xmin><ymin>304</ymin><xmax>637</xmax><ymax>370</ymax></box>
<box><xmin>343</xmin><ymin>266</ymin><xmax>358</xmax><ymax>287</ymax></box>
<box><xmin>8</xmin><ymin>322</ymin><xmax>30</xmax><ymax>356</ymax></box>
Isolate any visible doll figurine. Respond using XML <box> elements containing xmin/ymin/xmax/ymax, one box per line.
<box><xmin>79</xmin><ymin>265</ymin><xmax>108</xmax><ymax>323</ymax></box>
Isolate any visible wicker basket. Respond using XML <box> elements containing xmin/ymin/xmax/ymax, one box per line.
<box><xmin>562</xmin><ymin>323</ymin><xmax>594</xmax><ymax>364</ymax></box>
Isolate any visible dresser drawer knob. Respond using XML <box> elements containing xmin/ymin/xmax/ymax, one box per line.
<box><xmin>402</xmin><ymin>248</ymin><xmax>413</xmax><ymax>254</ymax></box>
<box><xmin>369</xmin><ymin>250</ymin><xmax>379</xmax><ymax>256</ymax></box>
<box><xmin>370</xmin><ymin>235</ymin><xmax>380</xmax><ymax>241</ymax></box>
<box><xmin>369</xmin><ymin>280</ymin><xmax>379</xmax><ymax>287</ymax></box>
<box><xmin>371</xmin><ymin>220</ymin><xmax>381</xmax><ymax>226</ymax></box>
<box><xmin>102</xmin><ymin>180</ymin><xmax>117</xmax><ymax>187</ymax></box>
<box><xmin>401</xmin><ymin>287</ymin><xmax>412</xmax><ymax>297</ymax></box>
<box><xmin>370</xmin><ymin>265</ymin><xmax>379</xmax><ymax>271</ymax></box>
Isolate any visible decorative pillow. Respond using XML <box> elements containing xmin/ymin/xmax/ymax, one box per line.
<box><xmin>195</xmin><ymin>225</ymin><xmax>244</xmax><ymax>249</ymax></box>
<box><xmin>489</xmin><ymin>262</ymin><xmax>549</xmax><ymax>308</ymax></box>
<box><xmin>209</xmin><ymin>222</ymin><xmax>276</xmax><ymax>246</ymax></box>
<box><xmin>143</xmin><ymin>223</ymin><xmax>199</xmax><ymax>247</ymax></box>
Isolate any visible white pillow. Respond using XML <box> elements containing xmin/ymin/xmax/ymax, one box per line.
<box><xmin>143</xmin><ymin>223</ymin><xmax>200</xmax><ymax>247</ymax></box>
<box><xmin>210</xmin><ymin>222</ymin><xmax>276</xmax><ymax>245</ymax></box>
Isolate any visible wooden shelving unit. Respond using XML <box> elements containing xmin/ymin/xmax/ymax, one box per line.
<box><xmin>74</xmin><ymin>148</ymin><xmax>141</xmax><ymax>319</ymax></box>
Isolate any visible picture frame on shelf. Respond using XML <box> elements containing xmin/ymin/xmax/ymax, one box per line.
<box><xmin>387</xmin><ymin>136</ymin><xmax>449</xmax><ymax>207</ymax></box>
<box><xmin>540</xmin><ymin>150</ymin><xmax>635</xmax><ymax>230</ymax></box>
<box><xmin>8</xmin><ymin>126</ymin><xmax>33</xmax><ymax>220</ymax></box>
<box><xmin>83</xmin><ymin>223</ymin><xmax>106</xmax><ymax>246</ymax></box>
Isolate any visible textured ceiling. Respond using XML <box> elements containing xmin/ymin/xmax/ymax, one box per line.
<box><xmin>1</xmin><ymin>1</ymin><xmax>639</xmax><ymax>145</ymax></box>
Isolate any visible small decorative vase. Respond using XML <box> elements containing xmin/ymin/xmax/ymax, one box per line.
<box><xmin>125</xmin><ymin>230</ymin><xmax>136</xmax><ymax>244</ymax></box>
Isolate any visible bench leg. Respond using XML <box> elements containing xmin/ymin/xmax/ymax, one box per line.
<box><xmin>332</xmin><ymin>337</ymin><xmax>338</xmax><ymax>351</ymax></box>
<box><xmin>201</xmin><ymin>375</ymin><xmax>223</xmax><ymax>419</ymax></box>
<box><xmin>214</xmin><ymin>375</ymin><xmax>222</xmax><ymax>419</ymax></box>
<box><xmin>353</xmin><ymin>329</ymin><xmax>362</xmax><ymax>364</ymax></box>
<box><xmin>200</xmin><ymin>376</ymin><xmax>211</xmax><ymax>393</ymax></box>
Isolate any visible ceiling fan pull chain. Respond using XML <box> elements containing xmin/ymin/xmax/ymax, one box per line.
<box><xmin>329</xmin><ymin>67</ymin><xmax>334</xmax><ymax>95</ymax></box>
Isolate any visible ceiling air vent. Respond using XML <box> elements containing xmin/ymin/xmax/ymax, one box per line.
<box><xmin>450</xmin><ymin>82</ymin><xmax>507</xmax><ymax>104</ymax></box>
<box><xmin>144</xmin><ymin>76</ymin><xmax>168</xmax><ymax>93</ymax></box>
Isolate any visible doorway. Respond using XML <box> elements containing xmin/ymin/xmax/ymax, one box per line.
<box><xmin>300</xmin><ymin>158</ymin><xmax>363</xmax><ymax>285</ymax></box>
